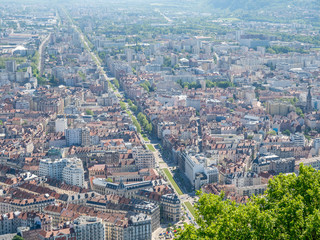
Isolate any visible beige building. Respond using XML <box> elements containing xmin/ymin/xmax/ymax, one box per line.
<box><xmin>103</xmin><ymin>213</ymin><xmax>151</xmax><ymax>240</ymax></box>
<box><xmin>86</xmin><ymin>195</ymin><xmax>160</xmax><ymax>232</ymax></box>
<box><xmin>266</xmin><ymin>100</ymin><xmax>295</xmax><ymax>116</ymax></box>
<box><xmin>0</xmin><ymin>195</ymin><xmax>55</xmax><ymax>214</ymax></box>
<box><xmin>136</xmin><ymin>190</ymin><xmax>181</xmax><ymax>223</ymax></box>
<box><xmin>0</xmin><ymin>212</ymin><xmax>52</xmax><ymax>235</ymax></box>
<box><xmin>92</xmin><ymin>178</ymin><xmax>153</xmax><ymax>198</ymax></box>
<box><xmin>296</xmin><ymin>156</ymin><xmax>320</xmax><ymax>172</ymax></box>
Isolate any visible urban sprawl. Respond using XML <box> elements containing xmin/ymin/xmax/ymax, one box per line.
<box><xmin>0</xmin><ymin>1</ymin><xmax>320</xmax><ymax>240</ymax></box>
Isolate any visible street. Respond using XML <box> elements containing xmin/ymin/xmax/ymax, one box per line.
<box><xmin>65</xmin><ymin>10</ymin><xmax>198</xmax><ymax>239</ymax></box>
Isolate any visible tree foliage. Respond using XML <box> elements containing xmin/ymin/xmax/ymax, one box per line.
<box><xmin>129</xmin><ymin>113</ymin><xmax>141</xmax><ymax>133</ymax></box>
<box><xmin>137</xmin><ymin>112</ymin><xmax>152</xmax><ymax>134</ymax></box>
<box><xmin>12</xmin><ymin>236</ymin><xmax>24</xmax><ymax>240</ymax></box>
<box><xmin>106</xmin><ymin>177</ymin><xmax>113</xmax><ymax>182</ymax></box>
<box><xmin>177</xmin><ymin>79</ymin><xmax>201</xmax><ymax>89</ymax></box>
<box><xmin>78</xmin><ymin>71</ymin><xmax>86</xmax><ymax>81</ymax></box>
<box><xmin>85</xmin><ymin>109</ymin><xmax>94</xmax><ymax>115</ymax></box>
<box><xmin>267</xmin><ymin>130</ymin><xmax>277</xmax><ymax>135</ymax></box>
<box><xmin>177</xmin><ymin>165</ymin><xmax>320</xmax><ymax>240</ymax></box>
<box><xmin>266</xmin><ymin>45</ymin><xmax>308</xmax><ymax>54</ymax></box>
<box><xmin>177</xmin><ymin>79</ymin><xmax>234</xmax><ymax>89</ymax></box>
<box><xmin>119</xmin><ymin>101</ymin><xmax>126</xmax><ymax>110</ymax></box>
<box><xmin>282</xmin><ymin>129</ymin><xmax>291</xmax><ymax>136</ymax></box>
<box><xmin>140</xmin><ymin>81</ymin><xmax>153</xmax><ymax>92</ymax></box>
<box><xmin>296</xmin><ymin>107</ymin><xmax>304</xmax><ymax>117</ymax></box>
<box><xmin>114</xmin><ymin>78</ymin><xmax>120</xmax><ymax>89</ymax></box>
<box><xmin>130</xmin><ymin>105</ymin><xmax>138</xmax><ymax>112</ymax></box>
<box><xmin>127</xmin><ymin>99</ymin><xmax>138</xmax><ymax>112</ymax></box>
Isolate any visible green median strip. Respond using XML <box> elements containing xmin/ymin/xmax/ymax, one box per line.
<box><xmin>147</xmin><ymin>144</ymin><xmax>155</xmax><ymax>152</ymax></box>
<box><xmin>143</xmin><ymin>136</ymin><xmax>149</xmax><ymax>141</ymax></box>
<box><xmin>142</xmin><ymin>134</ymin><xmax>149</xmax><ymax>142</ymax></box>
<box><xmin>184</xmin><ymin>201</ymin><xmax>196</xmax><ymax>218</ymax></box>
<box><xmin>163</xmin><ymin>168</ymin><xmax>183</xmax><ymax>195</ymax></box>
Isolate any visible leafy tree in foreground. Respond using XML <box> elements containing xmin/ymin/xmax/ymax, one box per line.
<box><xmin>177</xmin><ymin>165</ymin><xmax>320</xmax><ymax>240</ymax></box>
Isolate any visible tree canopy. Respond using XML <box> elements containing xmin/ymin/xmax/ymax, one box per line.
<box><xmin>137</xmin><ymin>112</ymin><xmax>152</xmax><ymax>134</ymax></box>
<box><xmin>12</xmin><ymin>236</ymin><xmax>24</xmax><ymax>240</ymax></box>
<box><xmin>85</xmin><ymin>109</ymin><xmax>94</xmax><ymax>116</ymax></box>
<box><xmin>177</xmin><ymin>165</ymin><xmax>320</xmax><ymax>240</ymax></box>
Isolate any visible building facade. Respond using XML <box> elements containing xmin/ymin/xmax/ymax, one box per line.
<box><xmin>132</xmin><ymin>147</ymin><xmax>155</xmax><ymax>170</ymax></box>
<box><xmin>39</xmin><ymin>158</ymin><xmax>84</xmax><ymax>187</ymax></box>
<box><xmin>73</xmin><ymin>216</ymin><xmax>105</xmax><ymax>240</ymax></box>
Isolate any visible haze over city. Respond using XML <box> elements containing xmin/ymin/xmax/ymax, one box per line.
<box><xmin>0</xmin><ymin>0</ymin><xmax>320</xmax><ymax>239</ymax></box>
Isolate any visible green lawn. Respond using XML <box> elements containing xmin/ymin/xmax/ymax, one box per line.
<box><xmin>184</xmin><ymin>201</ymin><xmax>196</xmax><ymax>218</ymax></box>
<box><xmin>143</xmin><ymin>136</ymin><xmax>149</xmax><ymax>141</ymax></box>
<box><xmin>147</xmin><ymin>144</ymin><xmax>156</xmax><ymax>152</ymax></box>
<box><xmin>142</xmin><ymin>134</ymin><xmax>150</xmax><ymax>142</ymax></box>
<box><xmin>163</xmin><ymin>168</ymin><xmax>183</xmax><ymax>195</ymax></box>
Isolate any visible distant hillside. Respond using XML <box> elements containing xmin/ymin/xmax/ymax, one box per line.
<box><xmin>207</xmin><ymin>0</ymin><xmax>317</xmax><ymax>10</ymax></box>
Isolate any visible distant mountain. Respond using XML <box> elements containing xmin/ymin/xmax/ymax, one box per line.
<box><xmin>206</xmin><ymin>0</ymin><xmax>317</xmax><ymax>10</ymax></box>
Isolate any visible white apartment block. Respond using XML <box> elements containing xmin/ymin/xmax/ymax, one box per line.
<box><xmin>182</xmin><ymin>151</ymin><xmax>219</xmax><ymax>189</ymax></box>
<box><xmin>39</xmin><ymin>158</ymin><xmax>84</xmax><ymax>187</ymax></box>
<box><xmin>132</xmin><ymin>147</ymin><xmax>155</xmax><ymax>170</ymax></box>
<box><xmin>55</xmin><ymin>118</ymin><xmax>68</xmax><ymax>133</ymax></box>
<box><xmin>65</xmin><ymin>128</ymin><xmax>91</xmax><ymax>146</ymax></box>
<box><xmin>39</xmin><ymin>158</ymin><xmax>70</xmax><ymax>180</ymax></box>
<box><xmin>62</xmin><ymin>163</ymin><xmax>85</xmax><ymax>187</ymax></box>
<box><xmin>73</xmin><ymin>216</ymin><xmax>105</xmax><ymax>240</ymax></box>
<box><xmin>126</xmin><ymin>213</ymin><xmax>152</xmax><ymax>240</ymax></box>
<box><xmin>291</xmin><ymin>133</ymin><xmax>305</xmax><ymax>147</ymax></box>
<box><xmin>65</xmin><ymin>128</ymin><xmax>82</xmax><ymax>146</ymax></box>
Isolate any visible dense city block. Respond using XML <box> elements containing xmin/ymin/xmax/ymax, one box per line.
<box><xmin>0</xmin><ymin>0</ymin><xmax>320</xmax><ymax>239</ymax></box>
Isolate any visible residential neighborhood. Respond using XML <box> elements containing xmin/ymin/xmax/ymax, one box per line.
<box><xmin>0</xmin><ymin>0</ymin><xmax>320</xmax><ymax>239</ymax></box>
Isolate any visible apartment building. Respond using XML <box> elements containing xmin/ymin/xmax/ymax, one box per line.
<box><xmin>55</xmin><ymin>118</ymin><xmax>68</xmax><ymax>133</ymax></box>
<box><xmin>181</xmin><ymin>151</ymin><xmax>219</xmax><ymax>189</ymax></box>
<box><xmin>266</xmin><ymin>100</ymin><xmax>295</xmax><ymax>116</ymax></box>
<box><xmin>39</xmin><ymin>158</ymin><xmax>84</xmax><ymax>187</ymax></box>
<box><xmin>65</xmin><ymin>128</ymin><xmax>82</xmax><ymax>146</ymax></box>
<box><xmin>126</xmin><ymin>213</ymin><xmax>152</xmax><ymax>240</ymax></box>
<box><xmin>0</xmin><ymin>212</ymin><xmax>52</xmax><ymax>235</ymax></box>
<box><xmin>0</xmin><ymin>195</ymin><xmax>55</xmax><ymax>214</ymax></box>
<box><xmin>226</xmin><ymin>172</ymin><xmax>261</xmax><ymax>188</ymax></box>
<box><xmin>92</xmin><ymin>178</ymin><xmax>153</xmax><ymax>198</ymax></box>
<box><xmin>132</xmin><ymin>147</ymin><xmax>155</xmax><ymax>170</ymax></box>
<box><xmin>73</xmin><ymin>216</ymin><xmax>105</xmax><ymax>240</ymax></box>
<box><xmin>86</xmin><ymin>195</ymin><xmax>160</xmax><ymax>232</ymax></box>
<box><xmin>62</xmin><ymin>163</ymin><xmax>85</xmax><ymax>187</ymax></box>
<box><xmin>252</xmin><ymin>154</ymin><xmax>295</xmax><ymax>174</ymax></box>
<box><xmin>136</xmin><ymin>190</ymin><xmax>181</xmax><ymax>223</ymax></box>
